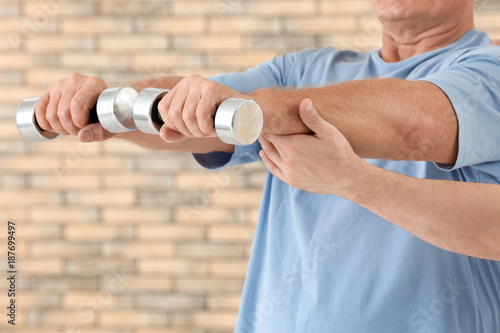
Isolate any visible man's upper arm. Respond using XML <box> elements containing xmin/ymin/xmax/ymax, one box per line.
<box><xmin>418</xmin><ymin>47</ymin><xmax>500</xmax><ymax>175</ymax></box>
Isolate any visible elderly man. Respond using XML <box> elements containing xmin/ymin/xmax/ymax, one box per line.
<box><xmin>34</xmin><ymin>0</ymin><xmax>499</xmax><ymax>331</ymax></box>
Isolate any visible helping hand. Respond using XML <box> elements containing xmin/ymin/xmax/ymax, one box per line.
<box><xmin>259</xmin><ymin>99</ymin><xmax>366</xmax><ymax>196</ymax></box>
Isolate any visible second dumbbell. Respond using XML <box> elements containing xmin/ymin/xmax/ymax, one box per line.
<box><xmin>133</xmin><ymin>88</ymin><xmax>264</xmax><ymax>146</ymax></box>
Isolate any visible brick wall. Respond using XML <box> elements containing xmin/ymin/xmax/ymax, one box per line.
<box><xmin>0</xmin><ymin>1</ymin><xmax>500</xmax><ymax>332</ymax></box>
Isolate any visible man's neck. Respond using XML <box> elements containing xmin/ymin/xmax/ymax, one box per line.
<box><xmin>380</xmin><ymin>18</ymin><xmax>475</xmax><ymax>63</ymax></box>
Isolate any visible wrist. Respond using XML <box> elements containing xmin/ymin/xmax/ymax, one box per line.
<box><xmin>250</xmin><ymin>88</ymin><xmax>308</xmax><ymax>135</ymax></box>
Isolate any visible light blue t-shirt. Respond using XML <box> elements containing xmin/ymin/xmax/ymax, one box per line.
<box><xmin>196</xmin><ymin>29</ymin><xmax>500</xmax><ymax>333</ymax></box>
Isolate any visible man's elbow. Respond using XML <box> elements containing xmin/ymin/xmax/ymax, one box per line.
<box><xmin>401</xmin><ymin>112</ymin><xmax>458</xmax><ymax>164</ymax></box>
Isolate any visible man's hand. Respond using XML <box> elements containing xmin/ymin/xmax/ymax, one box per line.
<box><xmin>259</xmin><ymin>98</ymin><xmax>366</xmax><ymax>196</ymax></box>
<box><xmin>34</xmin><ymin>73</ymin><xmax>113</xmax><ymax>142</ymax></box>
<box><xmin>157</xmin><ymin>74</ymin><xmax>248</xmax><ymax>143</ymax></box>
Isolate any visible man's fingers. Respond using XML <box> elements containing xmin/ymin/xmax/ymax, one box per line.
<box><xmin>34</xmin><ymin>92</ymin><xmax>52</xmax><ymax>131</ymax></box>
<box><xmin>259</xmin><ymin>150</ymin><xmax>285</xmax><ymax>180</ymax></box>
<box><xmin>59</xmin><ymin>90</ymin><xmax>81</xmax><ymax>135</ymax></box>
<box><xmin>71</xmin><ymin>86</ymin><xmax>102</xmax><ymax>128</ymax></box>
<box><xmin>259</xmin><ymin>134</ymin><xmax>285</xmax><ymax>170</ymax></box>
<box><xmin>46</xmin><ymin>91</ymin><xmax>69</xmax><ymax>135</ymax></box>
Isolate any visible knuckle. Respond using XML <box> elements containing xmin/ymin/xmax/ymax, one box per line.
<box><xmin>182</xmin><ymin>112</ymin><xmax>195</xmax><ymax>123</ymax></box>
<box><xmin>87</xmin><ymin>76</ymin><xmax>103</xmax><ymax>86</ymax></box>
<box><xmin>68</xmin><ymin>73</ymin><xmax>83</xmax><ymax>82</ymax></box>
<box><xmin>70</xmin><ymin>96</ymin><xmax>83</xmax><ymax>111</ymax></box>
<box><xmin>46</xmin><ymin>111</ymin><xmax>57</xmax><ymax>123</ymax></box>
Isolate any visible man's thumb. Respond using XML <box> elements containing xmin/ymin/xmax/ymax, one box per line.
<box><xmin>78</xmin><ymin>123</ymin><xmax>116</xmax><ymax>142</ymax></box>
<box><xmin>299</xmin><ymin>98</ymin><xmax>328</xmax><ymax>134</ymax></box>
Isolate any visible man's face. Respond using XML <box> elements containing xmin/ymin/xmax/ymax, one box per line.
<box><xmin>372</xmin><ymin>0</ymin><xmax>472</xmax><ymax>23</ymax></box>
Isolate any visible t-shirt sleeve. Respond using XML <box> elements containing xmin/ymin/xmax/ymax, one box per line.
<box><xmin>418</xmin><ymin>47</ymin><xmax>500</xmax><ymax>179</ymax></box>
<box><xmin>192</xmin><ymin>52</ymin><xmax>300</xmax><ymax>170</ymax></box>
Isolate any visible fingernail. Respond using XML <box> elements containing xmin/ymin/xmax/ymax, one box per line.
<box><xmin>82</xmin><ymin>131</ymin><xmax>92</xmax><ymax>142</ymax></box>
<box><xmin>306</xmin><ymin>101</ymin><xmax>313</xmax><ymax>112</ymax></box>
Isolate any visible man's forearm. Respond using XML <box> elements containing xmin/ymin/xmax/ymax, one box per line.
<box><xmin>252</xmin><ymin>78</ymin><xmax>458</xmax><ymax>164</ymax></box>
<box><xmin>345</xmin><ymin>164</ymin><xmax>500</xmax><ymax>260</ymax></box>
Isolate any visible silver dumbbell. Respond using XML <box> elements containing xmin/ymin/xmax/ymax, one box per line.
<box><xmin>16</xmin><ymin>86</ymin><xmax>139</xmax><ymax>142</ymax></box>
<box><xmin>133</xmin><ymin>88</ymin><xmax>264</xmax><ymax>146</ymax></box>
<box><xmin>17</xmin><ymin>87</ymin><xmax>264</xmax><ymax>146</ymax></box>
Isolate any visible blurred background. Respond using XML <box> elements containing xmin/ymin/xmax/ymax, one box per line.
<box><xmin>0</xmin><ymin>0</ymin><xmax>500</xmax><ymax>332</ymax></box>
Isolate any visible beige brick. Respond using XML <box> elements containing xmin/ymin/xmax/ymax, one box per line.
<box><xmin>102</xmin><ymin>208</ymin><xmax>170</xmax><ymax>223</ymax></box>
<box><xmin>62</xmin><ymin>291</ymin><xmax>131</xmax><ymax>308</ymax></box>
<box><xmin>60</xmin><ymin>53</ymin><xmax>128</xmax><ymax>69</ymax></box>
<box><xmin>103</xmin><ymin>172</ymin><xmax>171</xmax><ymax>188</ymax></box>
<box><xmin>23</xmin><ymin>2</ymin><xmax>95</xmax><ymax>16</ymax></box>
<box><xmin>31</xmin><ymin>174</ymin><xmax>99</xmax><ymax>189</ymax></box>
<box><xmin>132</xmin><ymin>53</ymin><xmax>204</xmax><ymax>70</ymax></box>
<box><xmin>100</xmin><ymin>310</ymin><xmax>168</xmax><ymax>326</ymax></box>
<box><xmin>138</xmin><ymin>225</ymin><xmax>204</xmax><ymax>240</ymax></box>
<box><xmin>65</xmin><ymin>190</ymin><xmax>135</xmax><ymax>206</ymax></box>
<box><xmin>210</xmin><ymin>17</ymin><xmax>280</xmax><ymax>33</ymax></box>
<box><xmin>137</xmin><ymin>18</ymin><xmax>205</xmax><ymax>34</ymax></box>
<box><xmin>26</xmin><ymin>36</ymin><xmax>94</xmax><ymax>52</ymax></box>
<box><xmin>193</xmin><ymin>311</ymin><xmax>238</xmax><ymax>330</ymax></box>
<box><xmin>175</xmin><ymin>206</ymin><xmax>238</xmax><ymax>224</ymax></box>
<box><xmin>0</xmin><ymin>189</ymin><xmax>57</xmax><ymax>205</ymax></box>
<box><xmin>27</xmin><ymin>309</ymin><xmax>97</xmax><ymax>325</ymax></box>
<box><xmin>207</xmin><ymin>293</ymin><xmax>242</xmax><ymax>310</ymax></box>
<box><xmin>0</xmin><ymin>156</ymin><xmax>56</xmax><ymax>171</ymax></box>
<box><xmin>173</xmin><ymin>1</ymin><xmax>235</xmax><ymax>15</ymax></box>
<box><xmin>65</xmin><ymin>225</ymin><xmax>134</xmax><ymax>241</ymax></box>
<box><xmin>176</xmin><ymin>278</ymin><xmax>244</xmax><ymax>293</ymax></box>
<box><xmin>124</xmin><ymin>276</ymin><xmax>172</xmax><ymax>292</ymax></box>
<box><xmin>99</xmin><ymin>1</ymin><xmax>169</xmax><ymax>16</ymax></box>
<box><xmin>61</xmin><ymin>18</ymin><xmax>131</xmax><ymax>34</ymax></box>
<box><xmin>102</xmin><ymin>243</ymin><xmax>174</xmax><ymax>258</ymax></box>
<box><xmin>18</xmin><ymin>225</ymin><xmax>61</xmax><ymax>239</ymax></box>
<box><xmin>208</xmin><ymin>226</ymin><xmax>254</xmax><ymax>242</ymax></box>
<box><xmin>138</xmin><ymin>259</ymin><xmax>207</xmax><ymax>275</ymax></box>
<box><xmin>21</xmin><ymin>260</ymin><xmax>64</xmax><ymax>276</ymax></box>
<box><xmin>0</xmin><ymin>53</ymin><xmax>56</xmax><ymax>69</ymax></box>
<box><xmin>320</xmin><ymin>1</ymin><xmax>373</xmax><ymax>13</ymax></box>
<box><xmin>31</xmin><ymin>207</ymin><xmax>99</xmax><ymax>223</ymax></box>
<box><xmin>174</xmin><ymin>36</ymin><xmax>242</xmax><ymax>51</ymax></box>
<box><xmin>27</xmin><ymin>63</ymin><xmax>96</xmax><ymax>86</ymax></box>
<box><xmin>177</xmin><ymin>243</ymin><xmax>245</xmax><ymax>258</ymax></box>
<box><xmin>211</xmin><ymin>190</ymin><xmax>263</xmax><ymax>207</ymax></box>
<box><xmin>0</xmin><ymin>120</ymin><xmax>28</xmax><ymax>138</ymax></box>
<box><xmin>0</xmin><ymin>174</ymin><xmax>26</xmax><ymax>188</ymax></box>
<box><xmin>98</xmin><ymin>35</ymin><xmax>168</xmax><ymax>52</ymax></box>
<box><xmin>139</xmin><ymin>294</ymin><xmax>204</xmax><ymax>310</ymax></box>
<box><xmin>0</xmin><ymin>85</ymin><xmax>43</xmax><ymax>103</ymax></box>
<box><xmin>0</xmin><ymin>3</ymin><xmax>19</xmax><ymax>17</ymax></box>
<box><xmin>174</xmin><ymin>170</ymin><xmax>243</xmax><ymax>189</ymax></box>
<box><xmin>31</xmin><ymin>242</ymin><xmax>100</xmax><ymax>257</ymax></box>
<box><xmin>210</xmin><ymin>260</ymin><xmax>249</xmax><ymax>277</ymax></box>
<box><xmin>136</xmin><ymin>329</ymin><xmax>184</xmax><ymax>333</ymax></box>
<box><xmin>249</xmin><ymin>1</ymin><xmax>315</xmax><ymax>15</ymax></box>
<box><xmin>286</xmin><ymin>17</ymin><xmax>356</xmax><ymax>33</ymax></box>
<box><xmin>18</xmin><ymin>292</ymin><xmax>59</xmax><ymax>307</ymax></box>
<box><xmin>208</xmin><ymin>51</ymin><xmax>279</xmax><ymax>68</ymax></box>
